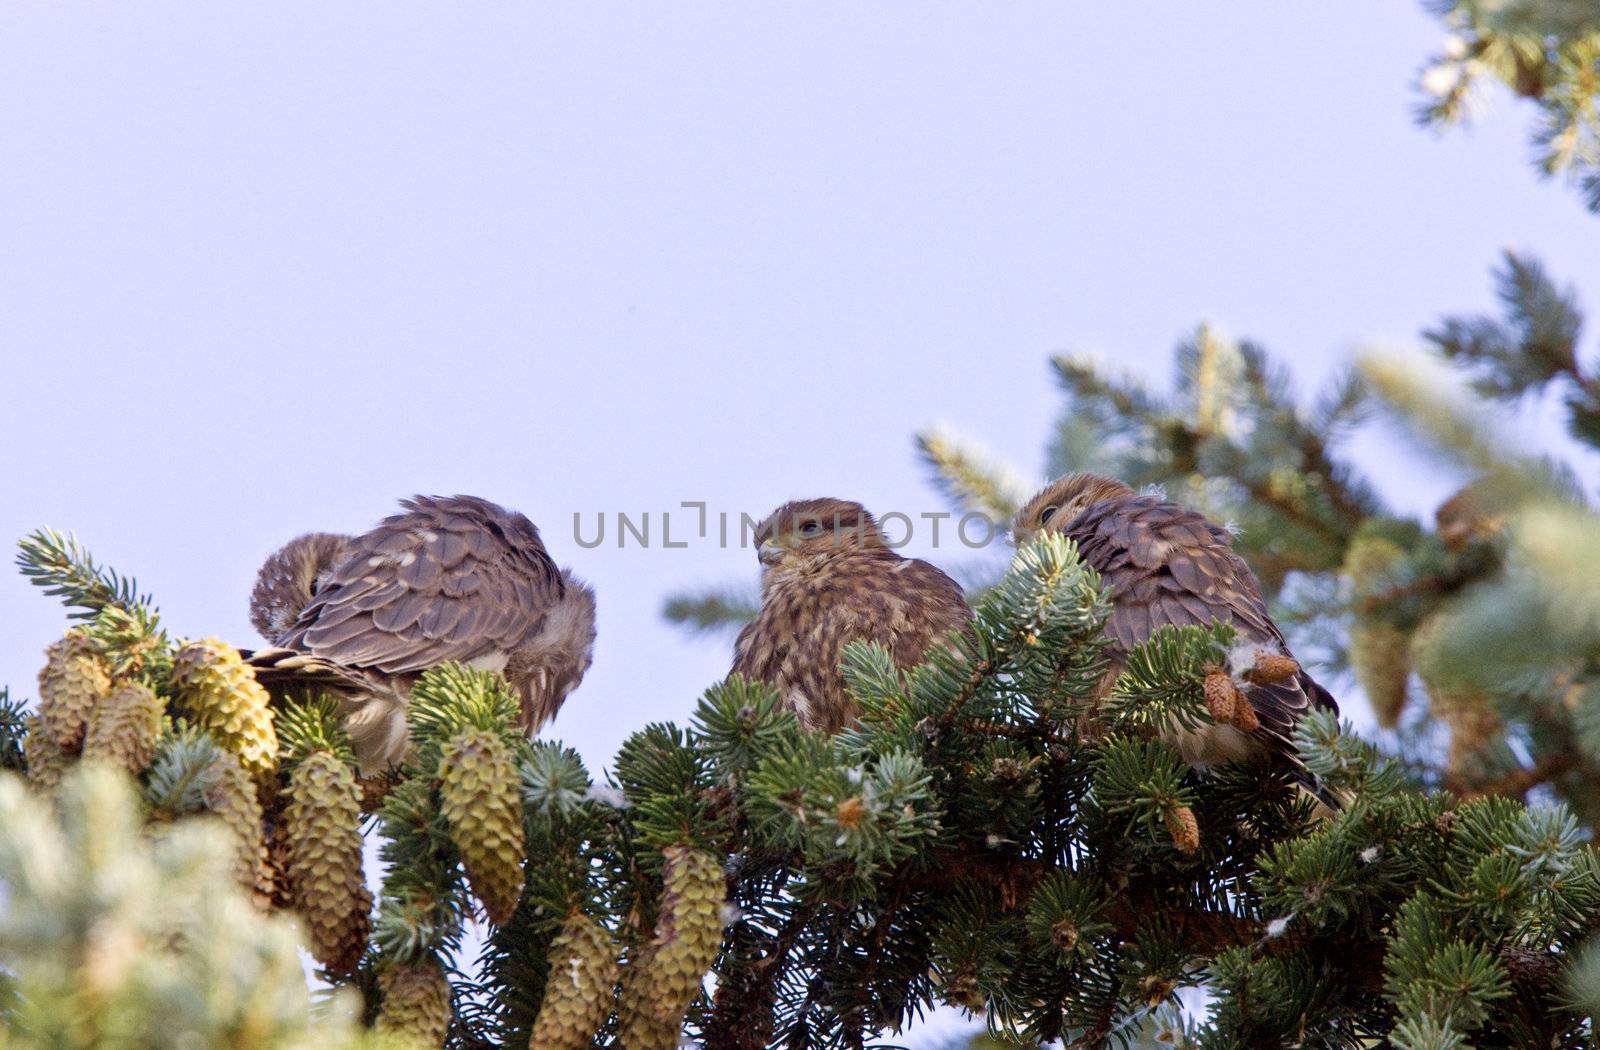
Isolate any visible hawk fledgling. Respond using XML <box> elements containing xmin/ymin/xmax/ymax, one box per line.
<box><xmin>248</xmin><ymin>495</ymin><xmax>596</xmax><ymax>773</ymax></box>
<box><xmin>732</xmin><ymin>498</ymin><xmax>973</xmax><ymax>733</ymax></box>
<box><xmin>249</xmin><ymin>532</ymin><xmax>351</xmax><ymax>643</ymax></box>
<box><xmin>1013</xmin><ymin>472</ymin><xmax>1338</xmax><ymax>784</ymax></box>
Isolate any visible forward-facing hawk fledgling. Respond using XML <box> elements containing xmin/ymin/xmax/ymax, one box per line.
<box><xmin>1013</xmin><ymin>472</ymin><xmax>1338</xmax><ymax>783</ymax></box>
<box><xmin>732</xmin><ymin>498</ymin><xmax>973</xmax><ymax>733</ymax></box>
<box><xmin>248</xmin><ymin>495</ymin><xmax>596</xmax><ymax>773</ymax></box>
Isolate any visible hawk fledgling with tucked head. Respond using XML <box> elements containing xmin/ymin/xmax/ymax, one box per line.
<box><xmin>248</xmin><ymin>495</ymin><xmax>596</xmax><ymax>773</ymax></box>
<box><xmin>732</xmin><ymin>498</ymin><xmax>973</xmax><ymax>733</ymax></box>
<box><xmin>1013</xmin><ymin>472</ymin><xmax>1338</xmax><ymax>787</ymax></box>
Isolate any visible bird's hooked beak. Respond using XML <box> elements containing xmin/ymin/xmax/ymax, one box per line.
<box><xmin>758</xmin><ymin>539</ymin><xmax>785</xmax><ymax>567</ymax></box>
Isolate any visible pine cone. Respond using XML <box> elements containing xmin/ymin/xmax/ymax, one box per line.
<box><xmin>1348</xmin><ymin>621</ymin><xmax>1411</xmax><ymax>728</ymax></box>
<box><xmin>264</xmin><ymin>813</ymin><xmax>296</xmax><ymax>911</ymax></box>
<box><xmin>1227</xmin><ymin>695</ymin><xmax>1260</xmax><ymax>733</ymax></box>
<box><xmin>617</xmin><ymin>846</ymin><xmax>726</xmax><ymax>1047</ymax></box>
<box><xmin>1202</xmin><ymin>671</ymin><xmax>1238</xmax><ymax>724</ymax></box>
<box><xmin>23</xmin><ymin>715</ymin><xmax>71</xmax><ymax>794</ymax></box>
<box><xmin>171</xmin><ymin>638</ymin><xmax>278</xmax><ymax>778</ymax></box>
<box><xmin>1410</xmin><ymin>612</ymin><xmax>1499</xmax><ymax>785</ymax></box>
<box><xmin>37</xmin><ymin>633</ymin><xmax>111</xmax><ymax>753</ymax></box>
<box><xmin>284</xmin><ymin>750</ymin><xmax>372</xmax><ymax>974</ymax></box>
<box><xmin>616</xmin><ymin>942</ymin><xmax>673</xmax><ymax>1050</ymax></box>
<box><xmin>1342</xmin><ymin>532</ymin><xmax>1407</xmax><ymax>590</ymax></box>
<box><xmin>82</xmin><ymin>681</ymin><xmax>163</xmax><ymax>775</ymax></box>
<box><xmin>1342</xmin><ymin>533</ymin><xmax>1413</xmax><ymax>727</ymax></box>
<box><xmin>438</xmin><ymin>728</ymin><xmax>525</xmax><ymax>925</ymax></box>
<box><xmin>1164</xmin><ymin>803</ymin><xmax>1201</xmax><ymax>854</ymax></box>
<box><xmin>1244</xmin><ymin>653</ymin><xmax>1299</xmax><ymax>685</ymax></box>
<box><xmin>201</xmin><ymin>749</ymin><xmax>273</xmax><ymax>907</ymax></box>
<box><xmin>529</xmin><ymin>913</ymin><xmax>620</xmax><ymax>1050</ymax></box>
<box><xmin>377</xmin><ymin>959</ymin><xmax>452</xmax><ymax>1048</ymax></box>
<box><xmin>1435</xmin><ymin>482</ymin><xmax>1507</xmax><ymax>550</ymax></box>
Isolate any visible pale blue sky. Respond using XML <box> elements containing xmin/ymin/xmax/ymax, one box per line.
<box><xmin>2</xmin><ymin>3</ymin><xmax>1597</xmax><ymax>1041</ymax></box>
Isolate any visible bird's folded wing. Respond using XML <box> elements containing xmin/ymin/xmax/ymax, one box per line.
<box><xmin>277</xmin><ymin>502</ymin><xmax>561</xmax><ymax>674</ymax></box>
<box><xmin>1071</xmin><ymin>496</ymin><xmax>1283</xmax><ymax>654</ymax></box>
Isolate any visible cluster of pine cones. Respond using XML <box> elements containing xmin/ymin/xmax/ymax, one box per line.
<box><xmin>25</xmin><ymin>628</ymin><xmax>727</xmax><ymax>1049</ymax></box>
<box><xmin>29</xmin><ymin>632</ymin><xmax>374</xmax><ymax>969</ymax></box>
<box><xmin>535</xmin><ymin>846</ymin><xmax>727</xmax><ymax>1050</ymax></box>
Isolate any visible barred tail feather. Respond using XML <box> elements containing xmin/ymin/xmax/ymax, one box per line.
<box><xmin>244</xmin><ymin>648</ymin><xmax>408</xmax><ymax>773</ymax></box>
<box><xmin>244</xmin><ymin>648</ymin><xmax>375</xmax><ymax>692</ymax></box>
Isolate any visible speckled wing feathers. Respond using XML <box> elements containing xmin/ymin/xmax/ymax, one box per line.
<box><xmin>1064</xmin><ymin>494</ymin><xmax>1337</xmax><ymax>766</ymax></box>
<box><xmin>1069</xmin><ymin>496</ymin><xmax>1282</xmax><ymax>654</ymax></box>
<box><xmin>278</xmin><ymin>495</ymin><xmax>563</xmax><ymax>676</ymax></box>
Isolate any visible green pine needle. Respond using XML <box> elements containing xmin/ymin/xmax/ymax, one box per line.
<box><xmin>0</xmin><ymin>688</ymin><xmax>27</xmax><ymax>774</ymax></box>
<box><xmin>662</xmin><ymin>585</ymin><xmax>760</xmax><ymax>635</ymax></box>
<box><xmin>915</xmin><ymin>426</ymin><xmax>1032</xmax><ymax>523</ymax></box>
<box><xmin>275</xmin><ymin>693</ymin><xmax>356</xmax><ymax>770</ymax></box>
<box><xmin>16</xmin><ymin>528</ymin><xmax>155</xmax><ymax>621</ymax></box>
<box><xmin>406</xmin><ymin>663</ymin><xmax>523</xmax><ymax>756</ymax></box>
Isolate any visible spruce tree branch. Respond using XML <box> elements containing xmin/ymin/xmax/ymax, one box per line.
<box><xmin>1455</xmin><ymin>750</ymin><xmax>1580</xmax><ymax>800</ymax></box>
<box><xmin>931</xmin><ymin>656</ymin><xmax>1001</xmax><ymax>736</ymax></box>
<box><xmin>1238</xmin><ymin>476</ymin><xmax>1350</xmax><ymax>550</ymax></box>
<box><xmin>1350</xmin><ymin>552</ymin><xmax>1494</xmax><ymax>616</ymax></box>
<box><xmin>704</xmin><ymin>887</ymin><xmax>820</xmax><ymax>1050</ymax></box>
<box><xmin>1235</xmin><ymin>344</ymin><xmax>1374</xmax><ymax>532</ymax></box>
<box><xmin>16</xmin><ymin>528</ymin><xmax>156</xmax><ymax>620</ymax></box>
<box><xmin>1298</xmin><ymin>436</ymin><xmax>1371</xmax><ymax>532</ymax></box>
<box><xmin>840</xmin><ymin>874</ymin><xmax>914</xmax><ymax>1038</ymax></box>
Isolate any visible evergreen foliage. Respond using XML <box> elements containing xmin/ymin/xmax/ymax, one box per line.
<box><xmin>663</xmin><ymin>586</ymin><xmax>763</xmax><ymax>637</ymax></box>
<box><xmin>7</xmin><ymin>245</ymin><xmax>1596</xmax><ymax>1046</ymax></box>
<box><xmin>909</xmin><ymin>252</ymin><xmax>1600</xmax><ymax>834</ymax></box>
<box><xmin>16</xmin><ymin>527</ymin><xmax>155</xmax><ymax>620</ymax></box>
<box><xmin>0</xmin><ymin>764</ymin><xmax>391</xmax><ymax>1049</ymax></box>
<box><xmin>3</xmin><ymin>7</ymin><xmax>1599</xmax><ymax>1041</ymax></box>
<box><xmin>1420</xmin><ymin>0</ymin><xmax>1600</xmax><ymax>211</ymax></box>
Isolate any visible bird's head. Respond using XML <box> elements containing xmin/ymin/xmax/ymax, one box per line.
<box><xmin>518</xmin><ymin>571</ymin><xmax>597</xmax><ymax>732</ymax></box>
<box><xmin>753</xmin><ymin>498</ymin><xmax>886</xmax><ymax>574</ymax></box>
<box><xmin>1012</xmin><ymin>472</ymin><xmax>1134</xmax><ymax>545</ymax></box>
<box><xmin>249</xmin><ymin>532</ymin><xmax>353</xmax><ymax>642</ymax></box>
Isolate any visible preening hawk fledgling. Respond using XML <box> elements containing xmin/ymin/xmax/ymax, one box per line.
<box><xmin>248</xmin><ymin>495</ymin><xmax>596</xmax><ymax>773</ymax></box>
<box><xmin>1013</xmin><ymin>472</ymin><xmax>1338</xmax><ymax>782</ymax></box>
<box><xmin>732</xmin><ymin>498</ymin><xmax>973</xmax><ymax>733</ymax></box>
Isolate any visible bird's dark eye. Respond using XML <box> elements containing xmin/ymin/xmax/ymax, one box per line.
<box><xmin>799</xmin><ymin>520</ymin><xmax>825</xmax><ymax>538</ymax></box>
<box><xmin>1040</xmin><ymin>504</ymin><xmax>1060</xmax><ymax>525</ymax></box>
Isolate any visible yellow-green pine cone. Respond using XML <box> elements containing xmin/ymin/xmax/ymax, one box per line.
<box><xmin>377</xmin><ymin>959</ymin><xmax>452</xmax><ymax>1048</ymax></box>
<box><xmin>529</xmin><ymin>913</ymin><xmax>620</xmax><ymax>1050</ymax></box>
<box><xmin>37</xmin><ymin>632</ymin><xmax>111</xmax><ymax>753</ymax></box>
<box><xmin>608</xmin><ymin>947</ymin><xmax>665</xmax><ymax>1050</ymax></box>
<box><xmin>1342</xmin><ymin>533</ymin><xmax>1406</xmax><ymax>592</ymax></box>
<box><xmin>1410</xmin><ymin>611</ymin><xmax>1499</xmax><ymax>783</ymax></box>
<box><xmin>202</xmin><ymin>748</ymin><xmax>274</xmax><ymax>907</ymax></box>
<box><xmin>1348</xmin><ymin>620</ymin><xmax>1412</xmax><ymax>728</ymax></box>
<box><xmin>285</xmin><ymin>749</ymin><xmax>372</xmax><ymax>974</ymax></box>
<box><xmin>618</xmin><ymin>846</ymin><xmax>726</xmax><ymax>1047</ymax></box>
<box><xmin>1341</xmin><ymin>533</ymin><xmax>1413</xmax><ymax>728</ymax></box>
<box><xmin>438</xmin><ymin>728</ymin><xmax>525</xmax><ymax>925</ymax></box>
<box><xmin>23</xmin><ymin>715</ymin><xmax>71</xmax><ymax>794</ymax></box>
<box><xmin>1164</xmin><ymin>803</ymin><xmax>1201</xmax><ymax>854</ymax></box>
<box><xmin>616</xmin><ymin>944</ymin><xmax>672</xmax><ymax>1050</ymax></box>
<box><xmin>171</xmin><ymin>638</ymin><xmax>278</xmax><ymax>778</ymax></box>
<box><xmin>81</xmin><ymin>681</ymin><xmax>164</xmax><ymax>775</ymax></box>
<box><xmin>653</xmin><ymin>847</ymin><xmax>726</xmax><ymax>1011</ymax></box>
